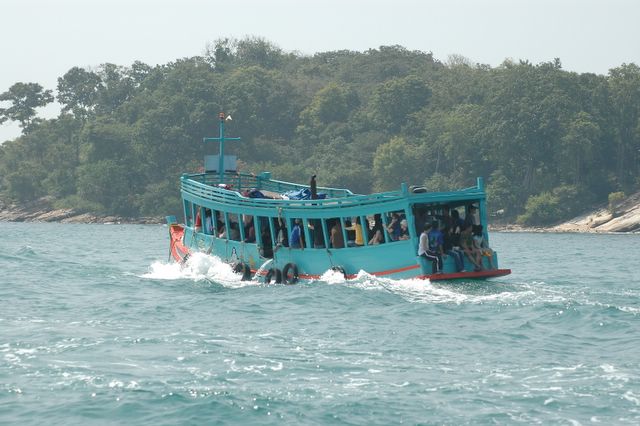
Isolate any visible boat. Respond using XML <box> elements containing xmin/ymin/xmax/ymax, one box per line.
<box><xmin>166</xmin><ymin>113</ymin><xmax>511</xmax><ymax>283</ymax></box>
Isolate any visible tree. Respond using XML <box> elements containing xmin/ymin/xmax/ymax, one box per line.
<box><xmin>57</xmin><ymin>67</ymin><xmax>102</xmax><ymax>120</ymax></box>
<box><xmin>372</xmin><ymin>137</ymin><xmax>419</xmax><ymax>191</ymax></box>
<box><xmin>0</xmin><ymin>82</ymin><xmax>53</xmax><ymax>133</ymax></box>
<box><xmin>369</xmin><ymin>75</ymin><xmax>431</xmax><ymax>132</ymax></box>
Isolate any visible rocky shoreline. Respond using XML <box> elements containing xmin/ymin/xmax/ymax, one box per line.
<box><xmin>0</xmin><ymin>197</ymin><xmax>162</xmax><ymax>225</ymax></box>
<box><xmin>2</xmin><ymin>194</ymin><xmax>640</xmax><ymax>232</ymax></box>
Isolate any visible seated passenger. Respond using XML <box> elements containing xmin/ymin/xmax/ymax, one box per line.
<box><xmin>368</xmin><ymin>229</ymin><xmax>384</xmax><ymax>245</ymax></box>
<box><xmin>229</xmin><ymin>222</ymin><xmax>241</xmax><ymax>241</ymax></box>
<box><xmin>243</xmin><ymin>216</ymin><xmax>256</xmax><ymax>243</ymax></box>
<box><xmin>260</xmin><ymin>227</ymin><xmax>274</xmax><ymax>258</ymax></box>
<box><xmin>289</xmin><ymin>219</ymin><xmax>303</xmax><ymax>249</ymax></box>
<box><xmin>417</xmin><ymin>222</ymin><xmax>442</xmax><ymax>274</ymax></box>
<box><xmin>443</xmin><ymin>225</ymin><xmax>465</xmax><ymax>272</ymax></box>
<box><xmin>460</xmin><ymin>223</ymin><xmax>483</xmax><ymax>271</ymax></box>
<box><xmin>398</xmin><ymin>219</ymin><xmax>410</xmax><ymax>240</ymax></box>
<box><xmin>472</xmin><ymin>225</ymin><xmax>495</xmax><ymax>269</ymax></box>
<box><xmin>330</xmin><ymin>221</ymin><xmax>345</xmax><ymax>249</ymax></box>
<box><xmin>386</xmin><ymin>213</ymin><xmax>401</xmax><ymax>241</ymax></box>
<box><xmin>345</xmin><ymin>217</ymin><xmax>364</xmax><ymax>246</ymax></box>
<box><xmin>369</xmin><ymin>214</ymin><xmax>385</xmax><ymax>244</ymax></box>
<box><xmin>204</xmin><ymin>211</ymin><xmax>213</xmax><ymax>235</ymax></box>
<box><xmin>463</xmin><ymin>205</ymin><xmax>478</xmax><ymax>228</ymax></box>
<box><xmin>194</xmin><ymin>210</ymin><xmax>202</xmax><ymax>232</ymax></box>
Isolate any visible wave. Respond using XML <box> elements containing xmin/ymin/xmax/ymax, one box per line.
<box><xmin>139</xmin><ymin>253</ymin><xmax>640</xmax><ymax>313</ymax></box>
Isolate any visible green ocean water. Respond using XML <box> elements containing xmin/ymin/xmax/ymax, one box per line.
<box><xmin>1</xmin><ymin>222</ymin><xmax>639</xmax><ymax>425</ymax></box>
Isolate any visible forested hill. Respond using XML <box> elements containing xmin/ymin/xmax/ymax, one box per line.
<box><xmin>1</xmin><ymin>38</ymin><xmax>639</xmax><ymax>225</ymax></box>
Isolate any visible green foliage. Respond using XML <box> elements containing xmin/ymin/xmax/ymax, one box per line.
<box><xmin>517</xmin><ymin>185</ymin><xmax>586</xmax><ymax>226</ymax></box>
<box><xmin>517</xmin><ymin>192</ymin><xmax>563</xmax><ymax>226</ymax></box>
<box><xmin>608</xmin><ymin>191</ymin><xmax>625</xmax><ymax>213</ymax></box>
<box><xmin>0</xmin><ymin>82</ymin><xmax>54</xmax><ymax>133</ymax></box>
<box><xmin>1</xmin><ymin>38</ymin><xmax>639</xmax><ymax>225</ymax></box>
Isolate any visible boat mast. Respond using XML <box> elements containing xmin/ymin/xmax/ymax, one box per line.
<box><xmin>203</xmin><ymin>112</ymin><xmax>241</xmax><ymax>184</ymax></box>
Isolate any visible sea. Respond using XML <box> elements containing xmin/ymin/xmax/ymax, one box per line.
<box><xmin>1</xmin><ymin>222</ymin><xmax>639</xmax><ymax>425</ymax></box>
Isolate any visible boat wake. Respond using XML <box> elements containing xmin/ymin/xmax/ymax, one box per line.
<box><xmin>141</xmin><ymin>252</ymin><xmax>533</xmax><ymax>304</ymax></box>
<box><xmin>141</xmin><ymin>252</ymin><xmax>258</xmax><ymax>289</ymax></box>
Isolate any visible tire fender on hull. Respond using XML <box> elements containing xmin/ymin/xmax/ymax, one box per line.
<box><xmin>265</xmin><ymin>268</ymin><xmax>282</xmax><ymax>284</ymax></box>
<box><xmin>282</xmin><ymin>263</ymin><xmax>299</xmax><ymax>285</ymax></box>
<box><xmin>233</xmin><ymin>262</ymin><xmax>252</xmax><ymax>281</ymax></box>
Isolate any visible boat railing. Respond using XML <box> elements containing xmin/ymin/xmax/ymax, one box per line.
<box><xmin>185</xmin><ymin>172</ymin><xmax>355</xmax><ymax>198</ymax></box>
<box><xmin>181</xmin><ymin>173</ymin><xmax>405</xmax><ymax>210</ymax></box>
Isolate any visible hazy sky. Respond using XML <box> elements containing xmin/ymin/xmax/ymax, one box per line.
<box><xmin>2</xmin><ymin>0</ymin><xmax>639</xmax><ymax>141</ymax></box>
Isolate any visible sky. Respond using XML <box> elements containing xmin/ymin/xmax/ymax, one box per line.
<box><xmin>1</xmin><ymin>0</ymin><xmax>639</xmax><ymax>142</ymax></box>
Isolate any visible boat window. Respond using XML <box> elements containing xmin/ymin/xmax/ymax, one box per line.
<box><xmin>241</xmin><ymin>214</ymin><xmax>256</xmax><ymax>243</ymax></box>
<box><xmin>327</xmin><ymin>218</ymin><xmax>345</xmax><ymax>249</ymax></box>
<box><xmin>273</xmin><ymin>217</ymin><xmax>289</xmax><ymax>248</ymax></box>
<box><xmin>257</xmin><ymin>217</ymin><xmax>273</xmax><ymax>258</ymax></box>
<box><xmin>203</xmin><ymin>208</ymin><xmax>214</xmax><ymax>235</ymax></box>
<box><xmin>228</xmin><ymin>214</ymin><xmax>241</xmax><ymax>241</ymax></box>
<box><xmin>367</xmin><ymin>214</ymin><xmax>385</xmax><ymax>245</ymax></box>
<box><xmin>213</xmin><ymin>210</ymin><xmax>224</xmax><ymax>237</ymax></box>
<box><xmin>193</xmin><ymin>204</ymin><xmax>203</xmax><ymax>232</ymax></box>
<box><xmin>385</xmin><ymin>210</ymin><xmax>409</xmax><ymax>242</ymax></box>
<box><xmin>288</xmin><ymin>218</ymin><xmax>309</xmax><ymax>249</ymax></box>
<box><xmin>344</xmin><ymin>216</ymin><xmax>366</xmax><ymax>247</ymax></box>
<box><xmin>184</xmin><ymin>200</ymin><xmax>193</xmax><ymax>227</ymax></box>
<box><xmin>308</xmin><ymin>218</ymin><xmax>326</xmax><ymax>249</ymax></box>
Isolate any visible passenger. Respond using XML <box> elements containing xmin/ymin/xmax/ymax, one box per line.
<box><xmin>260</xmin><ymin>227</ymin><xmax>274</xmax><ymax>258</ymax></box>
<box><xmin>369</xmin><ymin>214</ymin><xmax>385</xmax><ymax>243</ymax></box>
<box><xmin>330</xmin><ymin>221</ymin><xmax>345</xmax><ymax>249</ymax></box>
<box><xmin>473</xmin><ymin>225</ymin><xmax>495</xmax><ymax>269</ymax></box>
<box><xmin>398</xmin><ymin>219</ymin><xmax>410</xmax><ymax>240</ymax></box>
<box><xmin>243</xmin><ymin>215</ymin><xmax>256</xmax><ymax>243</ymax></box>
<box><xmin>368</xmin><ymin>229</ymin><xmax>384</xmax><ymax>245</ymax></box>
<box><xmin>451</xmin><ymin>209</ymin><xmax>464</xmax><ymax>234</ymax></box>
<box><xmin>309</xmin><ymin>219</ymin><xmax>325</xmax><ymax>248</ymax></box>
<box><xmin>460</xmin><ymin>223</ymin><xmax>483</xmax><ymax>271</ymax></box>
<box><xmin>443</xmin><ymin>224</ymin><xmax>465</xmax><ymax>272</ymax></box>
<box><xmin>194</xmin><ymin>210</ymin><xmax>202</xmax><ymax>232</ymax></box>
<box><xmin>418</xmin><ymin>222</ymin><xmax>442</xmax><ymax>274</ymax></box>
<box><xmin>310</xmin><ymin>174</ymin><xmax>318</xmax><ymax>200</ymax></box>
<box><xmin>289</xmin><ymin>219</ymin><xmax>303</xmax><ymax>249</ymax></box>
<box><xmin>229</xmin><ymin>222</ymin><xmax>241</xmax><ymax>241</ymax></box>
<box><xmin>427</xmin><ymin>221</ymin><xmax>445</xmax><ymax>273</ymax></box>
<box><xmin>276</xmin><ymin>217</ymin><xmax>289</xmax><ymax>247</ymax></box>
<box><xmin>204</xmin><ymin>210</ymin><xmax>213</xmax><ymax>235</ymax></box>
<box><xmin>345</xmin><ymin>217</ymin><xmax>364</xmax><ymax>247</ymax></box>
<box><xmin>463</xmin><ymin>204</ymin><xmax>478</xmax><ymax>228</ymax></box>
<box><xmin>386</xmin><ymin>212</ymin><xmax>401</xmax><ymax>241</ymax></box>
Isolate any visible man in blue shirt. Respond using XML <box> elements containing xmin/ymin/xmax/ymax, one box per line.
<box><xmin>289</xmin><ymin>219</ymin><xmax>303</xmax><ymax>248</ymax></box>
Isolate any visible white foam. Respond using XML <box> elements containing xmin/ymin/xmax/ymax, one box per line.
<box><xmin>141</xmin><ymin>252</ymin><xmax>258</xmax><ymax>288</ymax></box>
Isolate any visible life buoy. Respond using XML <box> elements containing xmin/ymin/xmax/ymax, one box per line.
<box><xmin>282</xmin><ymin>263</ymin><xmax>299</xmax><ymax>285</ymax></box>
<box><xmin>233</xmin><ymin>262</ymin><xmax>252</xmax><ymax>281</ymax></box>
<box><xmin>265</xmin><ymin>268</ymin><xmax>283</xmax><ymax>284</ymax></box>
<box><xmin>331</xmin><ymin>265</ymin><xmax>347</xmax><ymax>279</ymax></box>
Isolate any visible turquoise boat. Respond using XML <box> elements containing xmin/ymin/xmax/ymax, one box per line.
<box><xmin>167</xmin><ymin>113</ymin><xmax>511</xmax><ymax>283</ymax></box>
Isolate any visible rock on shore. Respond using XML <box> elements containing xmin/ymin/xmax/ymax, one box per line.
<box><xmin>0</xmin><ymin>197</ymin><xmax>162</xmax><ymax>225</ymax></box>
<box><xmin>491</xmin><ymin>191</ymin><xmax>640</xmax><ymax>233</ymax></box>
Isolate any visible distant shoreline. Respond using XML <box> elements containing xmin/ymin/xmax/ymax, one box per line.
<box><xmin>2</xmin><ymin>197</ymin><xmax>639</xmax><ymax>233</ymax></box>
<box><xmin>0</xmin><ymin>197</ymin><xmax>163</xmax><ymax>225</ymax></box>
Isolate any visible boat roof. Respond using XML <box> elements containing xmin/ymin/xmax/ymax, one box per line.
<box><xmin>181</xmin><ymin>171</ymin><xmax>485</xmax><ymax>216</ymax></box>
